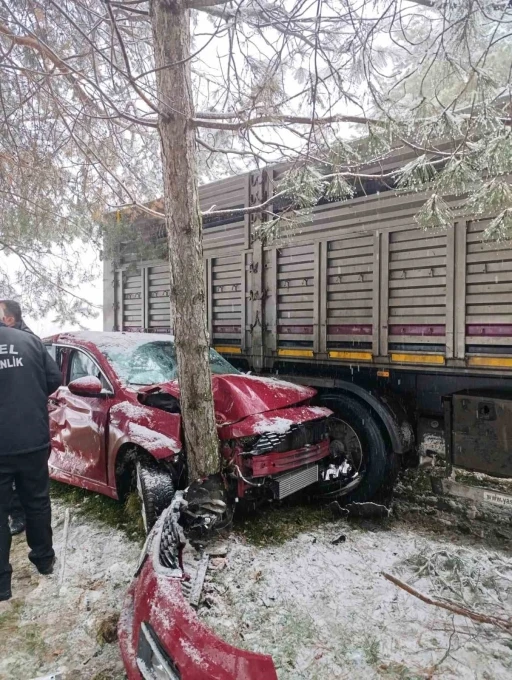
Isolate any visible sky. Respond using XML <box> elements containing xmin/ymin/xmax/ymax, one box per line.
<box><xmin>24</xmin><ymin>248</ymin><xmax>104</xmax><ymax>339</ymax></box>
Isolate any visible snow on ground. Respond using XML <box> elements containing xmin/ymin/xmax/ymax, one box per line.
<box><xmin>200</xmin><ymin>519</ymin><xmax>512</xmax><ymax>680</ymax></box>
<box><xmin>2</xmin><ymin>487</ymin><xmax>512</xmax><ymax>680</ymax></box>
<box><xmin>0</xmin><ymin>500</ymin><xmax>140</xmax><ymax>680</ymax></box>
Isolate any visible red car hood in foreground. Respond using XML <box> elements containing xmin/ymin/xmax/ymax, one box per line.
<box><xmin>119</xmin><ymin>506</ymin><xmax>278</xmax><ymax>680</ymax></box>
<box><xmin>140</xmin><ymin>373</ymin><xmax>317</xmax><ymax>425</ymax></box>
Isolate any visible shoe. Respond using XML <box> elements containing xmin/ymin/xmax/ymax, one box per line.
<box><xmin>36</xmin><ymin>556</ymin><xmax>56</xmax><ymax>576</ymax></box>
<box><xmin>0</xmin><ymin>589</ymin><xmax>11</xmax><ymax>602</ymax></box>
<box><xmin>9</xmin><ymin>516</ymin><xmax>26</xmax><ymax>536</ymax></box>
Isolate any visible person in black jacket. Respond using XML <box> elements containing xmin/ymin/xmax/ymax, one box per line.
<box><xmin>0</xmin><ymin>318</ymin><xmax>62</xmax><ymax>601</ymax></box>
<box><xmin>0</xmin><ymin>300</ymin><xmax>36</xmax><ymax>536</ymax></box>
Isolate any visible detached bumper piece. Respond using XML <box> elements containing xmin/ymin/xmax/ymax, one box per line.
<box><xmin>119</xmin><ymin>502</ymin><xmax>278</xmax><ymax>680</ymax></box>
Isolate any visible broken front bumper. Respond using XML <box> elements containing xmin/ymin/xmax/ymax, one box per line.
<box><xmin>118</xmin><ymin>507</ymin><xmax>278</xmax><ymax>680</ymax></box>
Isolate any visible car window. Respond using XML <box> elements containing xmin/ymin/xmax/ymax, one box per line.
<box><xmin>101</xmin><ymin>341</ymin><xmax>239</xmax><ymax>386</ymax></box>
<box><xmin>68</xmin><ymin>350</ymin><xmax>110</xmax><ymax>390</ymax></box>
<box><xmin>45</xmin><ymin>344</ymin><xmax>64</xmax><ymax>371</ymax></box>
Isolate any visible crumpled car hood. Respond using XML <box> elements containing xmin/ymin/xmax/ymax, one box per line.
<box><xmin>138</xmin><ymin>373</ymin><xmax>317</xmax><ymax>425</ymax></box>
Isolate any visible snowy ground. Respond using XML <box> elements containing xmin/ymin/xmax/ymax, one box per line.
<box><xmin>1</xmin><ymin>484</ymin><xmax>512</xmax><ymax>680</ymax></box>
<box><xmin>0</xmin><ymin>500</ymin><xmax>140</xmax><ymax>680</ymax></box>
<box><xmin>199</xmin><ymin>509</ymin><xmax>512</xmax><ymax>680</ymax></box>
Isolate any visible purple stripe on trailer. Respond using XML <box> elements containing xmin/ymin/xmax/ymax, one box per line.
<box><xmin>213</xmin><ymin>325</ymin><xmax>242</xmax><ymax>333</ymax></box>
<box><xmin>389</xmin><ymin>325</ymin><xmax>445</xmax><ymax>337</ymax></box>
<box><xmin>278</xmin><ymin>325</ymin><xmax>314</xmax><ymax>334</ymax></box>
<box><xmin>327</xmin><ymin>324</ymin><xmax>373</xmax><ymax>335</ymax></box>
<box><xmin>466</xmin><ymin>324</ymin><xmax>512</xmax><ymax>337</ymax></box>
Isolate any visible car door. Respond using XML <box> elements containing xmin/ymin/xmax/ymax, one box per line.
<box><xmin>49</xmin><ymin>347</ymin><xmax>112</xmax><ymax>487</ymax></box>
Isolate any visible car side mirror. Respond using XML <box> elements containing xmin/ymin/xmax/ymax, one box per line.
<box><xmin>68</xmin><ymin>376</ymin><xmax>104</xmax><ymax>397</ymax></box>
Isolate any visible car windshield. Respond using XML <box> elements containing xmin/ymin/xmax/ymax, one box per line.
<box><xmin>101</xmin><ymin>341</ymin><xmax>239</xmax><ymax>385</ymax></box>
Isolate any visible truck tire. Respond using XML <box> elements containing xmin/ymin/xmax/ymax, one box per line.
<box><xmin>314</xmin><ymin>394</ymin><xmax>394</xmax><ymax>504</ymax></box>
<box><xmin>136</xmin><ymin>460</ymin><xmax>175</xmax><ymax>534</ymax></box>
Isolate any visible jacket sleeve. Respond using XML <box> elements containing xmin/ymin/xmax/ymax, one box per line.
<box><xmin>42</xmin><ymin>345</ymin><xmax>63</xmax><ymax>395</ymax></box>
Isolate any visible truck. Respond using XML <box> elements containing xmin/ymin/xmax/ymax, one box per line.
<box><xmin>104</xmin><ymin>146</ymin><xmax>512</xmax><ymax>509</ymax></box>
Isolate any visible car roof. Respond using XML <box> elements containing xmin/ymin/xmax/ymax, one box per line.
<box><xmin>47</xmin><ymin>330</ymin><xmax>176</xmax><ymax>351</ymax></box>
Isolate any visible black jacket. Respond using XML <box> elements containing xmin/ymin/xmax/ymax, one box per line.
<box><xmin>15</xmin><ymin>319</ymin><xmax>35</xmax><ymax>335</ymax></box>
<box><xmin>0</xmin><ymin>321</ymin><xmax>62</xmax><ymax>456</ymax></box>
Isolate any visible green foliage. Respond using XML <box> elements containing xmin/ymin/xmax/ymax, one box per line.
<box><xmin>50</xmin><ymin>481</ymin><xmax>144</xmax><ymax>541</ymax></box>
<box><xmin>396</xmin><ymin>155</ymin><xmax>438</xmax><ymax>190</ymax></box>
<box><xmin>415</xmin><ymin>195</ymin><xmax>453</xmax><ymax>230</ymax></box>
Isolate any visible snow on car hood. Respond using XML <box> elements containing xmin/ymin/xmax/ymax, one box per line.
<box><xmin>138</xmin><ymin>373</ymin><xmax>317</xmax><ymax>425</ymax></box>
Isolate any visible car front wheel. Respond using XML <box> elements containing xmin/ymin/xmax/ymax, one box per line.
<box><xmin>314</xmin><ymin>394</ymin><xmax>396</xmax><ymax>504</ymax></box>
<box><xmin>136</xmin><ymin>459</ymin><xmax>175</xmax><ymax>534</ymax></box>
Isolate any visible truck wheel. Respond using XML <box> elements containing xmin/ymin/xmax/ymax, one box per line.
<box><xmin>315</xmin><ymin>395</ymin><xmax>393</xmax><ymax>504</ymax></box>
<box><xmin>136</xmin><ymin>460</ymin><xmax>175</xmax><ymax>534</ymax></box>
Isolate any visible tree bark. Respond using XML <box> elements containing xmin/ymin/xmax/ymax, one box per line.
<box><xmin>149</xmin><ymin>0</ymin><xmax>219</xmax><ymax>482</ymax></box>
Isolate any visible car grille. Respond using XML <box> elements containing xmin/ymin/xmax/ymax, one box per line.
<box><xmin>251</xmin><ymin>417</ymin><xmax>328</xmax><ymax>456</ymax></box>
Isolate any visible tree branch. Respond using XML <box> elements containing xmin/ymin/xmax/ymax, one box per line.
<box><xmin>383</xmin><ymin>572</ymin><xmax>512</xmax><ymax>633</ymax></box>
<box><xmin>192</xmin><ymin>112</ymin><xmax>378</xmax><ymax>130</ymax></box>
<box><xmin>186</xmin><ymin>0</ymin><xmax>233</xmax><ymax>8</ymax></box>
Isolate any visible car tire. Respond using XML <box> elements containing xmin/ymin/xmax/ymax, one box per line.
<box><xmin>136</xmin><ymin>460</ymin><xmax>175</xmax><ymax>534</ymax></box>
<box><xmin>314</xmin><ymin>394</ymin><xmax>395</xmax><ymax>504</ymax></box>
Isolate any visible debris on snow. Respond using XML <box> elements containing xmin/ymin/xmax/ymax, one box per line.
<box><xmin>96</xmin><ymin>612</ymin><xmax>120</xmax><ymax>644</ymax></box>
<box><xmin>199</xmin><ymin>520</ymin><xmax>512</xmax><ymax>680</ymax></box>
<box><xmin>58</xmin><ymin>508</ymin><xmax>71</xmax><ymax>591</ymax></box>
<box><xmin>329</xmin><ymin>500</ymin><xmax>391</xmax><ymax>519</ymax></box>
<box><xmin>331</xmin><ymin>534</ymin><xmax>346</xmax><ymax>545</ymax></box>
<box><xmin>189</xmin><ymin>554</ymin><xmax>210</xmax><ymax>608</ymax></box>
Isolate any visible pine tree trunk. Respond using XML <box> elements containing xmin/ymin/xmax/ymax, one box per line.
<box><xmin>150</xmin><ymin>0</ymin><xmax>219</xmax><ymax>482</ymax></box>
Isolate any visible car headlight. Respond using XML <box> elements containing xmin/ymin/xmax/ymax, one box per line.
<box><xmin>137</xmin><ymin>621</ymin><xmax>181</xmax><ymax>680</ymax></box>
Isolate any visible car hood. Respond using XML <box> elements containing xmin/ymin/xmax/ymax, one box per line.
<box><xmin>138</xmin><ymin>373</ymin><xmax>317</xmax><ymax>425</ymax></box>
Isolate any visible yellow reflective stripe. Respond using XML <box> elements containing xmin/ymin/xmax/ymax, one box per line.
<box><xmin>329</xmin><ymin>351</ymin><xmax>373</xmax><ymax>362</ymax></box>
<box><xmin>468</xmin><ymin>356</ymin><xmax>512</xmax><ymax>368</ymax></box>
<box><xmin>214</xmin><ymin>346</ymin><xmax>242</xmax><ymax>354</ymax></box>
<box><xmin>391</xmin><ymin>353</ymin><xmax>445</xmax><ymax>365</ymax></box>
<box><xmin>277</xmin><ymin>348</ymin><xmax>314</xmax><ymax>358</ymax></box>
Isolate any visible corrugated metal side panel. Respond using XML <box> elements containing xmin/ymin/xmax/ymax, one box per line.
<box><xmin>271</xmin><ymin>190</ymin><xmax>467</xmax><ymax>246</ymax></box>
<box><xmin>147</xmin><ymin>264</ymin><xmax>172</xmax><ymax>332</ymax></box>
<box><xmin>211</xmin><ymin>254</ymin><xmax>243</xmax><ymax>346</ymax></box>
<box><xmin>122</xmin><ymin>269</ymin><xmax>143</xmax><ymax>330</ymax></box>
<box><xmin>199</xmin><ymin>174</ymin><xmax>247</xmax><ymax>212</ymax></box>
<box><xmin>465</xmin><ymin>219</ymin><xmax>512</xmax><ymax>351</ymax></box>
<box><xmin>388</xmin><ymin>228</ymin><xmax>447</xmax><ymax>347</ymax></box>
<box><xmin>276</xmin><ymin>243</ymin><xmax>315</xmax><ymax>346</ymax></box>
<box><xmin>203</xmin><ymin>220</ymin><xmax>246</xmax><ymax>252</ymax></box>
<box><xmin>326</xmin><ymin>233</ymin><xmax>374</xmax><ymax>344</ymax></box>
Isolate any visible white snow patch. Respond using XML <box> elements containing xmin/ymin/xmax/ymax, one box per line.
<box><xmin>305</xmin><ymin>406</ymin><xmax>332</xmax><ymax>418</ymax></box>
<box><xmin>129</xmin><ymin>422</ymin><xmax>181</xmax><ymax>453</ymax></box>
<box><xmin>111</xmin><ymin>401</ymin><xmax>150</xmax><ymax>421</ymax></box>
<box><xmin>180</xmin><ymin>639</ymin><xmax>209</xmax><ymax>670</ymax></box>
<box><xmin>251</xmin><ymin>416</ymin><xmax>296</xmax><ymax>435</ymax></box>
<box><xmin>1</xmin><ymin>501</ymin><xmax>140</xmax><ymax>680</ymax></box>
<box><xmin>240</xmin><ymin>374</ymin><xmax>313</xmax><ymax>397</ymax></box>
<box><xmin>63</xmin><ymin>330</ymin><xmax>174</xmax><ymax>350</ymax></box>
<box><xmin>419</xmin><ymin>432</ymin><xmax>446</xmax><ymax>456</ymax></box>
<box><xmin>200</xmin><ymin>523</ymin><xmax>512</xmax><ymax>680</ymax></box>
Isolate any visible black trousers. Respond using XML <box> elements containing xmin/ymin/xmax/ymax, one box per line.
<box><xmin>0</xmin><ymin>449</ymin><xmax>54</xmax><ymax>592</ymax></box>
<box><xmin>10</xmin><ymin>482</ymin><xmax>26</xmax><ymax>523</ymax></box>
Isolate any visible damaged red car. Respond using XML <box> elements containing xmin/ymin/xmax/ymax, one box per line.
<box><xmin>44</xmin><ymin>331</ymin><xmax>362</xmax><ymax>531</ymax></box>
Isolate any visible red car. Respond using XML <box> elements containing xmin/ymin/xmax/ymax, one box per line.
<box><xmin>44</xmin><ymin>331</ymin><xmax>358</xmax><ymax>530</ymax></box>
<box><xmin>118</xmin><ymin>495</ymin><xmax>279</xmax><ymax>680</ymax></box>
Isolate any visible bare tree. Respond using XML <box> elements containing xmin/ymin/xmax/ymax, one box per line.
<box><xmin>1</xmin><ymin>0</ymin><xmax>510</xmax><ymax>481</ymax></box>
